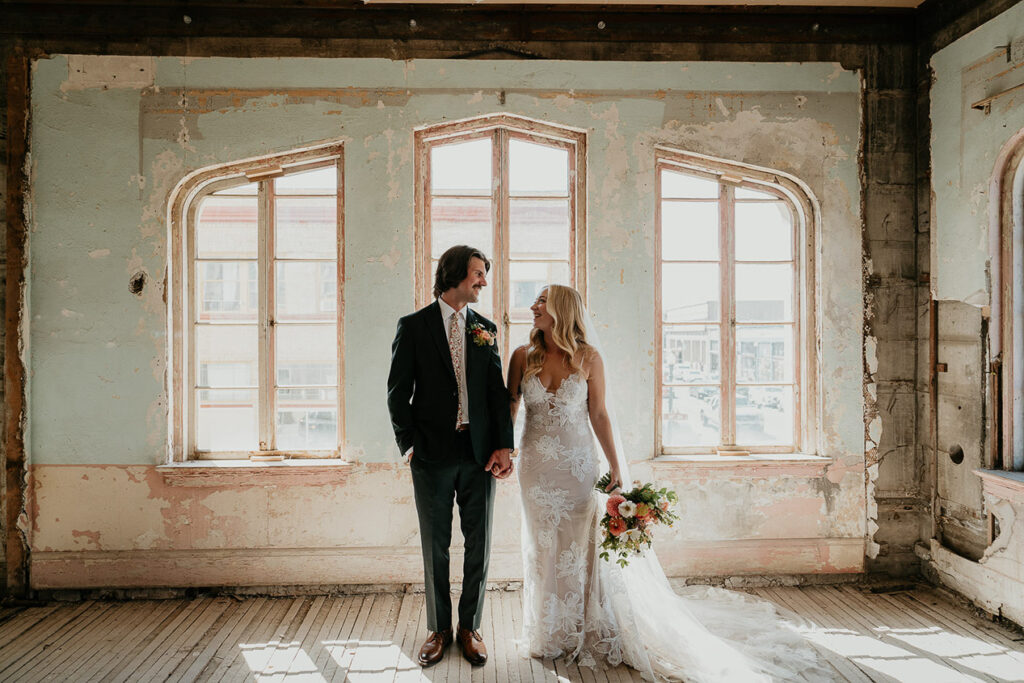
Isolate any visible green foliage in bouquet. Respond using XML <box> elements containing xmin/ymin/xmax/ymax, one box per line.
<box><xmin>594</xmin><ymin>472</ymin><xmax>679</xmax><ymax>567</ymax></box>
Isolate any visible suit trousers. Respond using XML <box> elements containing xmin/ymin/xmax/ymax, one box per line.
<box><xmin>410</xmin><ymin>429</ymin><xmax>495</xmax><ymax>632</ymax></box>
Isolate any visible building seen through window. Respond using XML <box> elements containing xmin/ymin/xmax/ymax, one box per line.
<box><xmin>658</xmin><ymin>154</ymin><xmax>801</xmax><ymax>454</ymax></box>
<box><xmin>189</xmin><ymin>158</ymin><xmax>342</xmax><ymax>458</ymax></box>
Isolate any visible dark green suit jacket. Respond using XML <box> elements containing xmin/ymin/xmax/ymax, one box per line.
<box><xmin>387</xmin><ymin>301</ymin><xmax>514</xmax><ymax>466</ymax></box>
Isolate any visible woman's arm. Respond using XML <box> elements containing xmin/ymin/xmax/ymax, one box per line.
<box><xmin>586</xmin><ymin>351</ymin><xmax>623</xmax><ymax>491</ymax></box>
<box><xmin>507</xmin><ymin>345</ymin><xmax>527</xmax><ymax>424</ymax></box>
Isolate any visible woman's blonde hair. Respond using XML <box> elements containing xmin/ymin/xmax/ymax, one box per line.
<box><xmin>523</xmin><ymin>284</ymin><xmax>590</xmax><ymax>381</ymax></box>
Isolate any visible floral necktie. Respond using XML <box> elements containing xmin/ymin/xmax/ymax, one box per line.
<box><xmin>449</xmin><ymin>311</ymin><xmax>465</xmax><ymax>427</ymax></box>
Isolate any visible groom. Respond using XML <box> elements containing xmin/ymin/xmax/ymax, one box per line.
<box><xmin>387</xmin><ymin>245</ymin><xmax>514</xmax><ymax>667</ymax></box>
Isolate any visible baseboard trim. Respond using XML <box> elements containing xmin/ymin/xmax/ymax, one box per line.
<box><xmin>923</xmin><ymin>539</ymin><xmax>1024</xmax><ymax>628</ymax></box>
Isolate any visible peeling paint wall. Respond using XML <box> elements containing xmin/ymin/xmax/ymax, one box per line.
<box><xmin>927</xmin><ymin>1</ymin><xmax>1024</xmax><ymax>622</ymax></box>
<box><xmin>27</xmin><ymin>55</ymin><xmax>864</xmax><ymax>588</ymax></box>
<box><xmin>932</xmin><ymin>3</ymin><xmax>1024</xmax><ymax>303</ymax></box>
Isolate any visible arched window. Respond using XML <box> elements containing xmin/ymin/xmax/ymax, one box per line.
<box><xmin>415</xmin><ymin>115</ymin><xmax>586</xmax><ymax>358</ymax></box>
<box><xmin>993</xmin><ymin>128</ymin><xmax>1024</xmax><ymax>472</ymax></box>
<box><xmin>168</xmin><ymin>143</ymin><xmax>344</xmax><ymax>460</ymax></box>
<box><xmin>655</xmin><ymin>148</ymin><xmax>817</xmax><ymax>455</ymax></box>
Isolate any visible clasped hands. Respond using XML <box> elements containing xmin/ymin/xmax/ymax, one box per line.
<box><xmin>485</xmin><ymin>448</ymin><xmax>514</xmax><ymax>479</ymax></box>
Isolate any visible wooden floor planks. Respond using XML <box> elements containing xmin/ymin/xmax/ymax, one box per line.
<box><xmin>0</xmin><ymin>584</ymin><xmax>1020</xmax><ymax>682</ymax></box>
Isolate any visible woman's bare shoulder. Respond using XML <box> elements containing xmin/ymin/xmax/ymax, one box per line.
<box><xmin>510</xmin><ymin>344</ymin><xmax>529</xmax><ymax>368</ymax></box>
<box><xmin>580</xmin><ymin>344</ymin><xmax>602</xmax><ymax>376</ymax></box>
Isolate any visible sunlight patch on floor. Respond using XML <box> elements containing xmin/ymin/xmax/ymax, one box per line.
<box><xmin>802</xmin><ymin>628</ymin><xmax>990</xmax><ymax>682</ymax></box>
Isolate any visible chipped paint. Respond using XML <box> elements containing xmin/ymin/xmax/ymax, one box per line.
<box><xmin>931</xmin><ymin>1</ymin><xmax>1024</xmax><ymax>302</ymax></box>
<box><xmin>62</xmin><ymin>56</ymin><xmax>155</xmax><ymax>92</ymax></box>
<box><xmin>27</xmin><ymin>55</ymin><xmax>864</xmax><ymax>587</ymax></box>
<box><xmin>924</xmin><ymin>0</ymin><xmax>1024</xmax><ymax>623</ymax></box>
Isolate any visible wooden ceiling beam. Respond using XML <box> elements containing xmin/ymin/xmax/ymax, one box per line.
<box><xmin>1</xmin><ymin>3</ymin><xmax>915</xmax><ymax>47</ymax></box>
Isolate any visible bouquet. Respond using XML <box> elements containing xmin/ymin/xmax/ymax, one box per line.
<box><xmin>594</xmin><ymin>472</ymin><xmax>679</xmax><ymax>567</ymax></box>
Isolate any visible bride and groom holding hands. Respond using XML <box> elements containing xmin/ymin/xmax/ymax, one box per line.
<box><xmin>387</xmin><ymin>245</ymin><xmax>826</xmax><ymax>682</ymax></box>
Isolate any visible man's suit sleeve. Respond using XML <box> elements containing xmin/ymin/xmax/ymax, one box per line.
<box><xmin>486</xmin><ymin>322</ymin><xmax>515</xmax><ymax>450</ymax></box>
<box><xmin>387</xmin><ymin>316</ymin><xmax>416</xmax><ymax>455</ymax></box>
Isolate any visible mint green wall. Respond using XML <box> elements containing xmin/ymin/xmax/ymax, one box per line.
<box><xmin>29</xmin><ymin>56</ymin><xmax>860</xmax><ymax>468</ymax></box>
<box><xmin>931</xmin><ymin>2</ymin><xmax>1024</xmax><ymax>303</ymax></box>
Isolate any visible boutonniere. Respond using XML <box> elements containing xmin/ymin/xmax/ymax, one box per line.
<box><xmin>468</xmin><ymin>323</ymin><xmax>496</xmax><ymax>347</ymax></box>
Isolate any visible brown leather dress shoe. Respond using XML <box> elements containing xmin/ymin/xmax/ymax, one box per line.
<box><xmin>417</xmin><ymin>628</ymin><xmax>453</xmax><ymax>667</ymax></box>
<box><xmin>456</xmin><ymin>624</ymin><xmax>488</xmax><ymax>666</ymax></box>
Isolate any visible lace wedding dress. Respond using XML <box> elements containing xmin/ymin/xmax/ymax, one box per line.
<box><xmin>517</xmin><ymin>372</ymin><xmax>831</xmax><ymax>682</ymax></box>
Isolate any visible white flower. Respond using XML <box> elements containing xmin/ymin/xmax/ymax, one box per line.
<box><xmin>618</xmin><ymin>500</ymin><xmax>637</xmax><ymax>518</ymax></box>
<box><xmin>623</xmin><ymin>528</ymin><xmax>643</xmax><ymax>543</ymax></box>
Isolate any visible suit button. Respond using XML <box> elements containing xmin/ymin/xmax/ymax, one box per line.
<box><xmin>452</xmin><ymin>391</ymin><xmax>457</xmax><ymax>397</ymax></box>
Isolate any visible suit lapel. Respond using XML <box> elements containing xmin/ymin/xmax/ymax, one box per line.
<box><xmin>427</xmin><ymin>301</ymin><xmax>457</xmax><ymax>381</ymax></box>
<box><xmin>464</xmin><ymin>309</ymin><xmax>492</xmax><ymax>388</ymax></box>
<box><xmin>464</xmin><ymin>309</ymin><xmax>477</xmax><ymax>384</ymax></box>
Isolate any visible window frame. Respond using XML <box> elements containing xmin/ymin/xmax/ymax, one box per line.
<box><xmin>169</xmin><ymin>143</ymin><xmax>345</xmax><ymax>462</ymax></box>
<box><xmin>654</xmin><ymin>147</ymin><xmax>819</xmax><ymax>456</ymax></box>
<box><xmin>993</xmin><ymin>130</ymin><xmax>1024</xmax><ymax>472</ymax></box>
<box><xmin>414</xmin><ymin>114</ymin><xmax>587</xmax><ymax>360</ymax></box>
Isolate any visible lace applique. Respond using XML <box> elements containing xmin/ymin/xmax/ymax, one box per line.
<box><xmin>542</xmin><ymin>591</ymin><xmax>585</xmax><ymax>640</ymax></box>
<box><xmin>534</xmin><ymin>434</ymin><xmax>562</xmax><ymax>461</ymax></box>
<box><xmin>528</xmin><ymin>485</ymin><xmax>573</xmax><ymax>528</ymax></box>
<box><xmin>536</xmin><ymin>434</ymin><xmax>595</xmax><ymax>484</ymax></box>
<box><xmin>564</xmin><ymin>444</ymin><xmax>597</xmax><ymax>482</ymax></box>
<box><xmin>524</xmin><ymin>374</ymin><xmax>589</xmax><ymax>433</ymax></box>
<box><xmin>556</xmin><ymin>541</ymin><xmax>588</xmax><ymax>586</ymax></box>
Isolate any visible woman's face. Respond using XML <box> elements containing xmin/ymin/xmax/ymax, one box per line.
<box><xmin>530</xmin><ymin>288</ymin><xmax>554</xmax><ymax>332</ymax></box>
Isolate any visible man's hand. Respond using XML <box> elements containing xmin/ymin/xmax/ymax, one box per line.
<box><xmin>484</xmin><ymin>448</ymin><xmax>514</xmax><ymax>479</ymax></box>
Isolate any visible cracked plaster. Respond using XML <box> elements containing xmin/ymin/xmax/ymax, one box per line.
<box><xmin>25</xmin><ymin>55</ymin><xmax>864</xmax><ymax>584</ymax></box>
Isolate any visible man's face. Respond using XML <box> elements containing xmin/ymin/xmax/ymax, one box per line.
<box><xmin>453</xmin><ymin>257</ymin><xmax>488</xmax><ymax>305</ymax></box>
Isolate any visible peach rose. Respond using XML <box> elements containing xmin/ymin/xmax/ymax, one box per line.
<box><xmin>608</xmin><ymin>517</ymin><xmax>628</xmax><ymax>537</ymax></box>
<box><xmin>606</xmin><ymin>494</ymin><xmax>627</xmax><ymax>517</ymax></box>
<box><xmin>635</xmin><ymin>503</ymin><xmax>652</xmax><ymax>519</ymax></box>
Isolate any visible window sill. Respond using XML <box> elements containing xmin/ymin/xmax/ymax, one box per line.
<box><xmin>158</xmin><ymin>459</ymin><xmax>353</xmax><ymax>487</ymax></box>
<box><xmin>651</xmin><ymin>453</ymin><xmax>833</xmax><ymax>477</ymax></box>
<box><xmin>974</xmin><ymin>469</ymin><xmax>1024</xmax><ymax>504</ymax></box>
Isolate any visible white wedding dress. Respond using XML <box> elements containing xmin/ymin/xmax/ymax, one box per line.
<box><xmin>517</xmin><ymin>371</ymin><xmax>832</xmax><ymax>682</ymax></box>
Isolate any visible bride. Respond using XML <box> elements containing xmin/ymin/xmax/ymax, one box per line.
<box><xmin>507</xmin><ymin>284</ymin><xmax>830</xmax><ymax>682</ymax></box>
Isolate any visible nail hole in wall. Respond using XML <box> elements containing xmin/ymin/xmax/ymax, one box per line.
<box><xmin>129</xmin><ymin>271</ymin><xmax>147</xmax><ymax>296</ymax></box>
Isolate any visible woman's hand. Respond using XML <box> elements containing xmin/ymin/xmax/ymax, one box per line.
<box><xmin>605</xmin><ymin>464</ymin><xmax>623</xmax><ymax>492</ymax></box>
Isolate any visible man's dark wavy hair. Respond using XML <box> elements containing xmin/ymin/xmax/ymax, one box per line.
<box><xmin>433</xmin><ymin>245</ymin><xmax>491</xmax><ymax>299</ymax></box>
